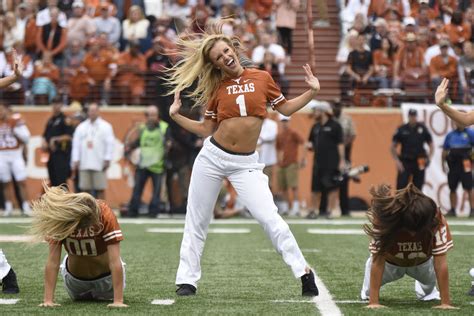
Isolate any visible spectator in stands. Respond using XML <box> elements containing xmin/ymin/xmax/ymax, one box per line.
<box><xmin>16</xmin><ymin>3</ymin><xmax>30</xmax><ymax>40</ymax></box>
<box><xmin>276</xmin><ymin>114</ymin><xmax>304</xmax><ymax>216</ymax></box>
<box><xmin>115</xmin><ymin>42</ymin><xmax>146</xmax><ymax>105</ymax></box>
<box><xmin>3</xmin><ymin>11</ymin><xmax>24</xmax><ymax>53</ymax></box>
<box><xmin>424</xmin><ymin>33</ymin><xmax>457</xmax><ymax>67</ymax></box>
<box><xmin>190</xmin><ymin>3</ymin><xmax>210</xmax><ymax>34</ymax></box>
<box><xmin>275</xmin><ymin>0</ymin><xmax>300</xmax><ymax>57</ymax></box>
<box><xmin>3</xmin><ymin>42</ymin><xmax>33</xmax><ymax>104</ymax></box>
<box><xmin>429</xmin><ymin>39</ymin><xmax>458</xmax><ymax>98</ymax></box>
<box><xmin>312</xmin><ymin>0</ymin><xmax>329</xmax><ymax>28</ymax></box>
<box><xmin>346</xmin><ymin>33</ymin><xmax>375</xmax><ymax>88</ymax></box>
<box><xmin>146</xmin><ymin>37</ymin><xmax>172</xmax><ymax>104</ymax></box>
<box><xmin>370</xmin><ymin>18</ymin><xmax>389</xmax><ymax>51</ymax></box>
<box><xmin>458</xmin><ymin>41</ymin><xmax>474</xmax><ymax>104</ymax></box>
<box><xmin>439</xmin><ymin>0</ymin><xmax>456</xmax><ymax>24</ymax></box>
<box><xmin>42</xmin><ymin>97</ymin><xmax>74</xmax><ymax>186</ymax></box>
<box><xmin>393</xmin><ymin>32</ymin><xmax>428</xmax><ymax>89</ymax></box>
<box><xmin>416</xmin><ymin>3</ymin><xmax>433</xmax><ymax>28</ymax></box>
<box><xmin>122</xmin><ymin>5</ymin><xmax>150</xmax><ymax>51</ymax></box>
<box><xmin>94</xmin><ymin>3</ymin><xmax>121</xmax><ymax>47</ymax></box>
<box><xmin>245</xmin><ymin>0</ymin><xmax>274</xmax><ymax>20</ymax></box>
<box><xmin>36</xmin><ymin>0</ymin><xmax>67</xmax><ymax>28</ymax></box>
<box><xmin>465</xmin><ymin>8</ymin><xmax>474</xmax><ymax>43</ymax></box>
<box><xmin>340</xmin><ymin>0</ymin><xmax>369</xmax><ymax>35</ymax></box>
<box><xmin>252</xmin><ymin>32</ymin><xmax>287</xmax><ymax>75</ymax></box>
<box><xmin>443</xmin><ymin>11</ymin><xmax>471</xmax><ymax>46</ymax></box>
<box><xmin>417</xmin><ymin>26</ymin><xmax>431</xmax><ymax>51</ymax></box>
<box><xmin>411</xmin><ymin>0</ymin><xmax>437</xmax><ymax>21</ymax></box>
<box><xmin>82</xmin><ymin>38</ymin><xmax>115</xmax><ymax>105</ymax></box>
<box><xmin>67</xmin><ymin>1</ymin><xmax>96</xmax><ymax>47</ymax></box>
<box><xmin>368</xmin><ymin>0</ymin><xmax>404</xmax><ymax>20</ymax></box>
<box><xmin>349</xmin><ymin>13</ymin><xmax>371</xmax><ymax>35</ymax></box>
<box><xmin>374</xmin><ymin>38</ymin><xmax>395</xmax><ymax>89</ymax></box>
<box><xmin>165</xmin><ymin>0</ymin><xmax>192</xmax><ymax>20</ymax></box>
<box><xmin>71</xmin><ymin>103</ymin><xmax>115</xmax><ymax>200</ymax></box>
<box><xmin>258</xmin><ymin>51</ymin><xmax>284</xmax><ymax>93</ymax></box>
<box><xmin>64</xmin><ymin>40</ymin><xmax>85</xmax><ymax>70</ymax></box>
<box><xmin>31</xmin><ymin>52</ymin><xmax>60</xmax><ymax>104</ymax></box>
<box><xmin>23</xmin><ymin>5</ymin><xmax>38</xmax><ymax>57</ymax></box>
<box><xmin>36</xmin><ymin>7</ymin><xmax>68</xmax><ymax>65</ymax></box>
<box><xmin>124</xmin><ymin>106</ymin><xmax>170</xmax><ymax>218</ymax></box>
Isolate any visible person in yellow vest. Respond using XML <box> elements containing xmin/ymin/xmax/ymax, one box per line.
<box><xmin>125</xmin><ymin>105</ymin><xmax>170</xmax><ymax>218</ymax></box>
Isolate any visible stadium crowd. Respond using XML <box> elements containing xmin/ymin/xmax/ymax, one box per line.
<box><xmin>338</xmin><ymin>0</ymin><xmax>474</xmax><ymax>106</ymax></box>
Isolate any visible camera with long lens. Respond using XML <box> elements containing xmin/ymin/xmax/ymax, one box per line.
<box><xmin>332</xmin><ymin>165</ymin><xmax>370</xmax><ymax>186</ymax></box>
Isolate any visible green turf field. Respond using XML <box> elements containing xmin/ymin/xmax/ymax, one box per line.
<box><xmin>0</xmin><ymin>217</ymin><xmax>473</xmax><ymax>315</ymax></box>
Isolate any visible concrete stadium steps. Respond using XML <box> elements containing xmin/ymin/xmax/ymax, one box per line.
<box><xmin>286</xmin><ymin>1</ymin><xmax>341</xmax><ymax>101</ymax></box>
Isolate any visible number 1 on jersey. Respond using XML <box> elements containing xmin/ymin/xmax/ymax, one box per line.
<box><xmin>236</xmin><ymin>94</ymin><xmax>247</xmax><ymax>116</ymax></box>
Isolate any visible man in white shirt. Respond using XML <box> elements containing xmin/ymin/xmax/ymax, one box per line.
<box><xmin>252</xmin><ymin>33</ymin><xmax>287</xmax><ymax>74</ymax></box>
<box><xmin>94</xmin><ymin>3</ymin><xmax>121</xmax><ymax>47</ymax></box>
<box><xmin>257</xmin><ymin>117</ymin><xmax>278</xmax><ymax>190</ymax></box>
<box><xmin>71</xmin><ymin>103</ymin><xmax>115</xmax><ymax>199</ymax></box>
<box><xmin>36</xmin><ymin>0</ymin><xmax>68</xmax><ymax>28</ymax></box>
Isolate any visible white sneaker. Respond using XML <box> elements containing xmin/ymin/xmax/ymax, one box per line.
<box><xmin>289</xmin><ymin>201</ymin><xmax>300</xmax><ymax>216</ymax></box>
<box><xmin>22</xmin><ymin>201</ymin><xmax>32</xmax><ymax>216</ymax></box>
<box><xmin>3</xmin><ymin>201</ymin><xmax>13</xmax><ymax>217</ymax></box>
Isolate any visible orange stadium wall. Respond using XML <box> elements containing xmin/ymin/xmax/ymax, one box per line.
<box><xmin>16</xmin><ymin>107</ymin><xmax>402</xmax><ymax>209</ymax></box>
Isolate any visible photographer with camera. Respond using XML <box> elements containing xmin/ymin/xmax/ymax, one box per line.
<box><xmin>305</xmin><ymin>102</ymin><xmax>345</xmax><ymax>219</ymax></box>
<box><xmin>391</xmin><ymin>109</ymin><xmax>433</xmax><ymax>190</ymax></box>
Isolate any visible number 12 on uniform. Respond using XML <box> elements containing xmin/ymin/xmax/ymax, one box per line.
<box><xmin>236</xmin><ymin>95</ymin><xmax>247</xmax><ymax>116</ymax></box>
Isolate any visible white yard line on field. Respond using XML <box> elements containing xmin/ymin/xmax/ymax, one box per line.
<box><xmin>271</xmin><ymin>273</ymin><xmax>342</xmax><ymax>316</ymax></box>
<box><xmin>0</xmin><ymin>299</ymin><xmax>19</xmax><ymax>304</ymax></box>
<box><xmin>259</xmin><ymin>248</ymin><xmax>320</xmax><ymax>253</ymax></box>
<box><xmin>2</xmin><ymin>217</ymin><xmax>474</xmax><ymax>226</ymax></box>
<box><xmin>0</xmin><ymin>235</ymin><xmax>33</xmax><ymax>242</ymax></box>
<box><xmin>307</xmin><ymin>228</ymin><xmax>474</xmax><ymax>236</ymax></box>
<box><xmin>146</xmin><ymin>228</ymin><xmax>250</xmax><ymax>234</ymax></box>
<box><xmin>151</xmin><ymin>299</ymin><xmax>175</xmax><ymax>305</ymax></box>
<box><xmin>311</xmin><ymin>273</ymin><xmax>343</xmax><ymax>316</ymax></box>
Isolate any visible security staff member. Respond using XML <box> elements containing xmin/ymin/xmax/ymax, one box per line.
<box><xmin>42</xmin><ymin>97</ymin><xmax>74</xmax><ymax>186</ymax></box>
<box><xmin>391</xmin><ymin>109</ymin><xmax>434</xmax><ymax>190</ymax></box>
<box><xmin>442</xmin><ymin>122</ymin><xmax>474</xmax><ymax>217</ymax></box>
<box><xmin>305</xmin><ymin>102</ymin><xmax>345</xmax><ymax>219</ymax></box>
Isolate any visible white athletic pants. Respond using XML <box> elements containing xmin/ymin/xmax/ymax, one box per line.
<box><xmin>176</xmin><ymin>137</ymin><xmax>308</xmax><ymax>287</ymax></box>
<box><xmin>0</xmin><ymin>248</ymin><xmax>12</xmax><ymax>279</ymax></box>
<box><xmin>361</xmin><ymin>255</ymin><xmax>440</xmax><ymax>301</ymax></box>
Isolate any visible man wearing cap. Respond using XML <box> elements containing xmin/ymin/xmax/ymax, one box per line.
<box><xmin>67</xmin><ymin>1</ymin><xmax>96</xmax><ymax>46</ymax></box>
<box><xmin>305</xmin><ymin>103</ymin><xmax>345</xmax><ymax>219</ymax></box>
<box><xmin>391</xmin><ymin>109</ymin><xmax>433</xmax><ymax>190</ymax></box>
<box><xmin>429</xmin><ymin>39</ymin><xmax>458</xmax><ymax>93</ymax></box>
<box><xmin>393</xmin><ymin>32</ymin><xmax>428</xmax><ymax>88</ymax></box>
<box><xmin>41</xmin><ymin>97</ymin><xmax>74</xmax><ymax>186</ymax></box>
<box><xmin>276</xmin><ymin>114</ymin><xmax>305</xmax><ymax>216</ymax></box>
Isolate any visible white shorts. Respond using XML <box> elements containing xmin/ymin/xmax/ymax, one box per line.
<box><xmin>361</xmin><ymin>255</ymin><xmax>440</xmax><ymax>301</ymax></box>
<box><xmin>0</xmin><ymin>150</ymin><xmax>27</xmax><ymax>182</ymax></box>
<box><xmin>60</xmin><ymin>255</ymin><xmax>126</xmax><ymax>301</ymax></box>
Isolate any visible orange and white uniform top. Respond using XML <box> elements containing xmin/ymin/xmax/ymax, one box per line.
<box><xmin>204</xmin><ymin>68</ymin><xmax>287</xmax><ymax>124</ymax></box>
<box><xmin>0</xmin><ymin>114</ymin><xmax>30</xmax><ymax>153</ymax></box>
<box><xmin>369</xmin><ymin>210</ymin><xmax>453</xmax><ymax>267</ymax></box>
<box><xmin>51</xmin><ymin>201</ymin><xmax>123</xmax><ymax>256</ymax></box>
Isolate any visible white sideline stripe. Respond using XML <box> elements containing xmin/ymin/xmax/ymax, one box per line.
<box><xmin>307</xmin><ymin>229</ymin><xmax>474</xmax><ymax>236</ymax></box>
<box><xmin>470</xmin><ymin>301</ymin><xmax>474</xmax><ymax>305</ymax></box>
<box><xmin>0</xmin><ymin>235</ymin><xmax>34</xmax><ymax>242</ymax></box>
<box><xmin>272</xmin><ymin>299</ymin><xmax>365</xmax><ymax>304</ymax></box>
<box><xmin>0</xmin><ymin>299</ymin><xmax>19</xmax><ymax>304</ymax></box>
<box><xmin>147</xmin><ymin>228</ymin><xmax>250</xmax><ymax>234</ymax></box>
<box><xmin>151</xmin><ymin>299</ymin><xmax>175</xmax><ymax>305</ymax></box>
<box><xmin>3</xmin><ymin>218</ymin><xmax>474</xmax><ymax>226</ymax></box>
<box><xmin>311</xmin><ymin>273</ymin><xmax>343</xmax><ymax>316</ymax></box>
<box><xmin>259</xmin><ymin>248</ymin><xmax>320</xmax><ymax>253</ymax></box>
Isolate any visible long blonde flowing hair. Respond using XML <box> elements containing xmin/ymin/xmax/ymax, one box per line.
<box><xmin>29</xmin><ymin>185</ymin><xmax>101</xmax><ymax>241</ymax></box>
<box><xmin>165</xmin><ymin>19</ymin><xmax>243</xmax><ymax>107</ymax></box>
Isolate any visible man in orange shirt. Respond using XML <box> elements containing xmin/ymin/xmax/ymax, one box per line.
<box><xmin>276</xmin><ymin>114</ymin><xmax>304</xmax><ymax>216</ymax></box>
<box><xmin>429</xmin><ymin>39</ymin><xmax>458</xmax><ymax>99</ymax></box>
<box><xmin>82</xmin><ymin>38</ymin><xmax>115</xmax><ymax>105</ymax></box>
<box><xmin>116</xmin><ymin>42</ymin><xmax>146</xmax><ymax>105</ymax></box>
<box><xmin>393</xmin><ymin>32</ymin><xmax>428</xmax><ymax>88</ymax></box>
